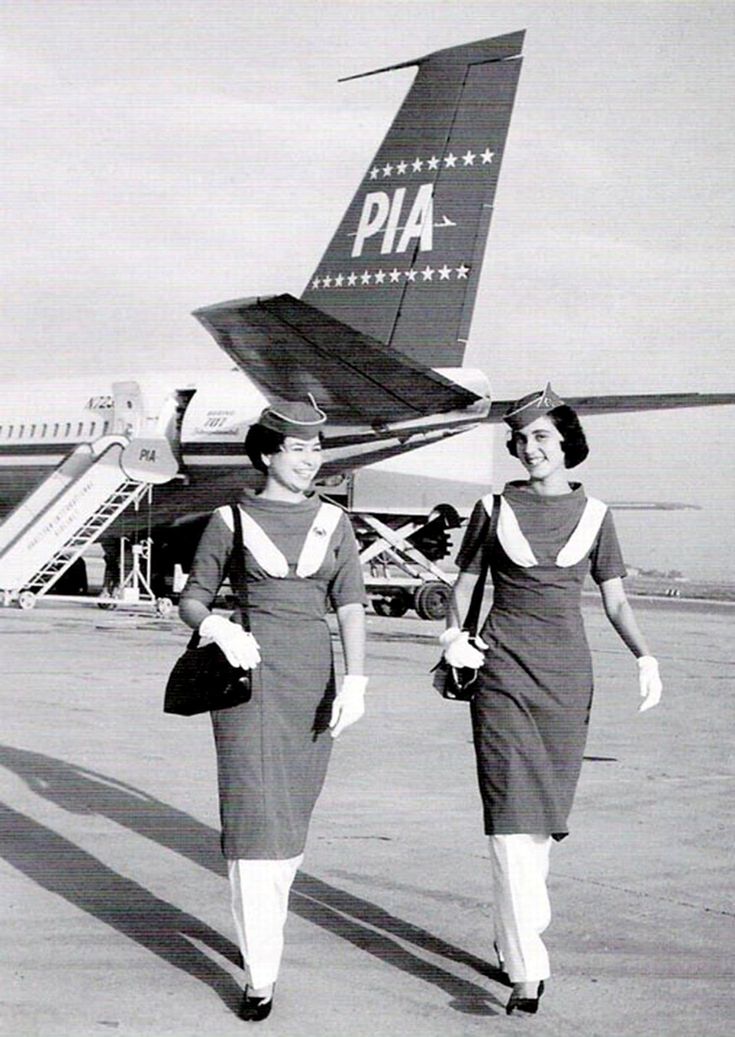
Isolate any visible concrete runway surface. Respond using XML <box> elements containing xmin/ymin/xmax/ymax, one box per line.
<box><xmin>0</xmin><ymin>598</ymin><xmax>733</xmax><ymax>1037</ymax></box>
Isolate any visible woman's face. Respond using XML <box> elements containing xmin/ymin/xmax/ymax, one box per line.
<box><xmin>263</xmin><ymin>435</ymin><xmax>323</xmax><ymax>495</ymax></box>
<box><xmin>512</xmin><ymin>416</ymin><xmax>565</xmax><ymax>480</ymax></box>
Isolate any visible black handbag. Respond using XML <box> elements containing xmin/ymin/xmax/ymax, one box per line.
<box><xmin>164</xmin><ymin>505</ymin><xmax>253</xmax><ymax>716</ymax></box>
<box><xmin>433</xmin><ymin>497</ymin><xmax>495</xmax><ymax>702</ymax></box>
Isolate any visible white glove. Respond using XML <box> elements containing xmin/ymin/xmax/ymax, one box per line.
<box><xmin>637</xmin><ymin>655</ymin><xmax>662</xmax><ymax>713</ymax></box>
<box><xmin>440</xmin><ymin>627</ymin><xmax>485</xmax><ymax>670</ymax></box>
<box><xmin>198</xmin><ymin>615</ymin><xmax>261</xmax><ymax>670</ymax></box>
<box><xmin>330</xmin><ymin>675</ymin><xmax>367</xmax><ymax>739</ymax></box>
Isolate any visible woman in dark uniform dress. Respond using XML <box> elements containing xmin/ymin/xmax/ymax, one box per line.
<box><xmin>442</xmin><ymin>385</ymin><xmax>662</xmax><ymax>1016</ymax></box>
<box><xmin>179</xmin><ymin>399</ymin><xmax>367</xmax><ymax>1022</ymax></box>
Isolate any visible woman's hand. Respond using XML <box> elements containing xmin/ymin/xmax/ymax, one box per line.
<box><xmin>638</xmin><ymin>656</ymin><xmax>662</xmax><ymax>712</ymax></box>
<box><xmin>440</xmin><ymin>626</ymin><xmax>485</xmax><ymax>669</ymax></box>
<box><xmin>198</xmin><ymin>615</ymin><xmax>261</xmax><ymax>669</ymax></box>
<box><xmin>330</xmin><ymin>675</ymin><xmax>367</xmax><ymax>738</ymax></box>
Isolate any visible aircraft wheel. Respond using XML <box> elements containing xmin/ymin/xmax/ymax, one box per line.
<box><xmin>18</xmin><ymin>591</ymin><xmax>36</xmax><ymax>611</ymax></box>
<box><xmin>414</xmin><ymin>581</ymin><xmax>451</xmax><ymax>621</ymax></box>
<box><xmin>156</xmin><ymin>597</ymin><xmax>174</xmax><ymax>617</ymax></box>
<box><xmin>372</xmin><ymin>593</ymin><xmax>410</xmax><ymax>618</ymax></box>
<box><xmin>97</xmin><ymin>587</ymin><xmax>119</xmax><ymax>610</ymax></box>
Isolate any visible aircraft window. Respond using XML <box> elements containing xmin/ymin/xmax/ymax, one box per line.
<box><xmin>19</xmin><ymin>425</ymin><xmax>25</xmax><ymax>438</ymax></box>
<box><xmin>7</xmin><ymin>426</ymin><xmax>13</xmax><ymax>438</ymax></box>
<box><xmin>90</xmin><ymin>421</ymin><xmax>96</xmax><ymax>437</ymax></box>
<box><xmin>103</xmin><ymin>420</ymin><xmax>110</xmax><ymax>434</ymax></box>
<box><xmin>53</xmin><ymin>423</ymin><xmax>59</xmax><ymax>437</ymax></box>
<box><xmin>42</xmin><ymin>424</ymin><xmax>48</xmax><ymax>437</ymax></box>
<box><xmin>77</xmin><ymin>422</ymin><xmax>83</xmax><ymax>437</ymax></box>
<box><xmin>30</xmin><ymin>424</ymin><xmax>37</xmax><ymax>438</ymax></box>
<box><xmin>64</xmin><ymin>423</ymin><xmax>71</xmax><ymax>438</ymax></box>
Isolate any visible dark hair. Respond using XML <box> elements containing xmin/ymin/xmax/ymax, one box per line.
<box><xmin>245</xmin><ymin>423</ymin><xmax>287</xmax><ymax>473</ymax></box>
<box><xmin>506</xmin><ymin>405</ymin><xmax>589</xmax><ymax>469</ymax></box>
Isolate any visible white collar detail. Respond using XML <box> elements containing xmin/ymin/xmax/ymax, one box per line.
<box><xmin>555</xmin><ymin>497</ymin><xmax>607</xmax><ymax>567</ymax></box>
<box><xmin>296</xmin><ymin>502</ymin><xmax>342</xmax><ymax>577</ymax></box>
<box><xmin>482</xmin><ymin>493</ymin><xmax>607</xmax><ymax>568</ymax></box>
<box><xmin>217</xmin><ymin>502</ymin><xmax>342</xmax><ymax>578</ymax></box>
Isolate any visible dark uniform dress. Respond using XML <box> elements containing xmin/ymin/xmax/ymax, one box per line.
<box><xmin>181</xmin><ymin>491</ymin><xmax>366</xmax><ymax>860</ymax></box>
<box><xmin>456</xmin><ymin>481</ymin><xmax>626</xmax><ymax>840</ymax></box>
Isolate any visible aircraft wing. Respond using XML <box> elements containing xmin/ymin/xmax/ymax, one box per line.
<box><xmin>486</xmin><ymin>392</ymin><xmax>735</xmax><ymax>422</ymax></box>
<box><xmin>193</xmin><ymin>293</ymin><xmax>482</xmax><ymax>425</ymax></box>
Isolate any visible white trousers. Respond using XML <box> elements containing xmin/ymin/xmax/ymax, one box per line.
<box><xmin>488</xmin><ymin>834</ymin><xmax>552</xmax><ymax>983</ymax></box>
<box><xmin>228</xmin><ymin>854</ymin><xmax>303</xmax><ymax>988</ymax></box>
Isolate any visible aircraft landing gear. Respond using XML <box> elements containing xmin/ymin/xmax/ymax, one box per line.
<box><xmin>372</xmin><ymin>591</ymin><xmax>411</xmax><ymax>618</ymax></box>
<box><xmin>356</xmin><ymin>508</ymin><xmax>460</xmax><ymax>621</ymax></box>
<box><xmin>413</xmin><ymin>581</ymin><xmax>452</xmax><ymax>621</ymax></box>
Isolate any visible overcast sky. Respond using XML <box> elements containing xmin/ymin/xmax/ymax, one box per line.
<box><xmin>2</xmin><ymin>0</ymin><xmax>733</xmax><ymax>577</ymax></box>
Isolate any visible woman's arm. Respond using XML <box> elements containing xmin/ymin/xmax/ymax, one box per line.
<box><xmin>335</xmin><ymin>602</ymin><xmax>366</xmax><ymax>675</ymax></box>
<box><xmin>179</xmin><ymin>596</ymin><xmax>211</xmax><ymax>631</ymax></box>
<box><xmin>598</xmin><ymin>577</ymin><xmax>651</xmax><ymax>657</ymax></box>
<box><xmin>446</xmin><ymin>570</ymin><xmax>477</xmax><ymax>631</ymax></box>
<box><xmin>177</xmin><ymin>512</ymin><xmax>260</xmax><ymax>668</ymax></box>
<box><xmin>599</xmin><ymin>577</ymin><xmax>661</xmax><ymax>712</ymax></box>
<box><xmin>330</xmin><ymin>603</ymin><xmax>367</xmax><ymax>738</ymax></box>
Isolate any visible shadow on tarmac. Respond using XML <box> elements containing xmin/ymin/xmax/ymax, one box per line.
<box><xmin>0</xmin><ymin>745</ymin><xmax>504</xmax><ymax>1016</ymax></box>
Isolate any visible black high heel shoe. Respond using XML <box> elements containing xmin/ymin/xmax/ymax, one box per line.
<box><xmin>506</xmin><ymin>980</ymin><xmax>545</xmax><ymax>1016</ymax></box>
<box><xmin>238</xmin><ymin>985</ymin><xmax>275</xmax><ymax>1023</ymax></box>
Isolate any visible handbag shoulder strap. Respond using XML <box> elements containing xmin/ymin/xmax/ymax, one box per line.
<box><xmin>228</xmin><ymin>504</ymin><xmax>251</xmax><ymax>632</ymax></box>
<box><xmin>463</xmin><ymin>494</ymin><xmax>498</xmax><ymax>637</ymax></box>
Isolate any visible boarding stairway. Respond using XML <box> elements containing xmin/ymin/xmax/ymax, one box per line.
<box><xmin>0</xmin><ymin>434</ymin><xmax>176</xmax><ymax>608</ymax></box>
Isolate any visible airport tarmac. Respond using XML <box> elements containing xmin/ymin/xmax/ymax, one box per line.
<box><xmin>0</xmin><ymin>598</ymin><xmax>732</xmax><ymax>1037</ymax></box>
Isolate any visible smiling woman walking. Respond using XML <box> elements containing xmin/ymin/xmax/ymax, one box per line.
<box><xmin>179</xmin><ymin>399</ymin><xmax>367</xmax><ymax>1022</ymax></box>
<box><xmin>441</xmin><ymin>385</ymin><xmax>662</xmax><ymax>1016</ymax></box>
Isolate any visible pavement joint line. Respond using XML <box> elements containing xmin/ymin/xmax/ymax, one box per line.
<box><xmin>554</xmin><ymin>871</ymin><xmax>735</xmax><ymax>918</ymax></box>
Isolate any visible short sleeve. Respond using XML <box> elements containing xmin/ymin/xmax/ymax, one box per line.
<box><xmin>328</xmin><ymin>513</ymin><xmax>368</xmax><ymax>609</ymax></box>
<box><xmin>455</xmin><ymin>499</ymin><xmax>491</xmax><ymax>575</ymax></box>
<box><xmin>590</xmin><ymin>509</ymin><xmax>627</xmax><ymax>584</ymax></box>
<box><xmin>179</xmin><ymin>510</ymin><xmax>234</xmax><ymax>608</ymax></box>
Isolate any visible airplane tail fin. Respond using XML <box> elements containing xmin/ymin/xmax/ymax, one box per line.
<box><xmin>302</xmin><ymin>32</ymin><xmax>524</xmax><ymax>368</ymax></box>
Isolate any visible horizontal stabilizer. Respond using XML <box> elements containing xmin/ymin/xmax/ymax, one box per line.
<box><xmin>193</xmin><ymin>294</ymin><xmax>481</xmax><ymax>425</ymax></box>
<box><xmin>487</xmin><ymin>392</ymin><xmax>735</xmax><ymax>422</ymax></box>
